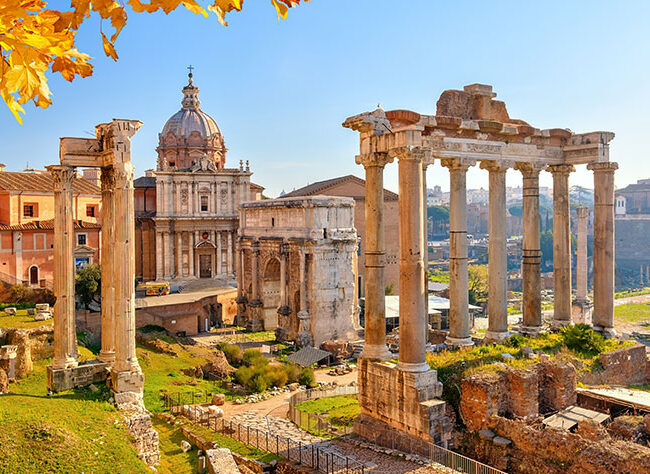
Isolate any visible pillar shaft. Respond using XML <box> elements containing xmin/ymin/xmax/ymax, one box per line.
<box><xmin>99</xmin><ymin>166</ymin><xmax>116</xmax><ymax>363</ymax></box>
<box><xmin>155</xmin><ymin>231</ymin><xmax>163</xmax><ymax>280</ymax></box>
<box><xmin>422</xmin><ymin>163</ymin><xmax>430</xmax><ymax>342</ymax></box>
<box><xmin>113</xmin><ymin>162</ymin><xmax>140</xmax><ymax>373</ymax></box>
<box><xmin>49</xmin><ymin>165</ymin><xmax>78</xmax><ymax>369</ymax></box>
<box><xmin>549</xmin><ymin>165</ymin><xmax>575</xmax><ymax>324</ymax></box>
<box><xmin>217</xmin><ymin>231</ymin><xmax>222</xmax><ymax>275</ymax></box>
<box><xmin>576</xmin><ymin>207</ymin><xmax>589</xmax><ymax>301</ymax></box>
<box><xmin>189</xmin><ymin>231</ymin><xmax>195</xmax><ymax>277</ymax></box>
<box><xmin>443</xmin><ymin>159</ymin><xmax>474</xmax><ymax>346</ymax></box>
<box><xmin>279</xmin><ymin>248</ymin><xmax>287</xmax><ymax>306</ymax></box>
<box><xmin>236</xmin><ymin>245</ymin><xmax>244</xmax><ymax>299</ymax></box>
<box><xmin>227</xmin><ymin>231</ymin><xmax>233</xmax><ymax>274</ymax></box>
<box><xmin>251</xmin><ymin>242</ymin><xmax>260</xmax><ymax>302</ymax></box>
<box><xmin>396</xmin><ymin>147</ymin><xmax>429</xmax><ymax>371</ymax></box>
<box><xmin>516</xmin><ymin>163</ymin><xmax>544</xmax><ymax>334</ymax></box>
<box><xmin>481</xmin><ymin>161</ymin><xmax>510</xmax><ymax>341</ymax></box>
<box><xmin>588</xmin><ymin>161</ymin><xmax>618</xmax><ymax>334</ymax></box>
<box><xmin>357</xmin><ymin>153</ymin><xmax>392</xmax><ymax>360</ymax></box>
<box><xmin>299</xmin><ymin>251</ymin><xmax>307</xmax><ymax>312</ymax></box>
<box><xmin>176</xmin><ymin>231</ymin><xmax>183</xmax><ymax>278</ymax></box>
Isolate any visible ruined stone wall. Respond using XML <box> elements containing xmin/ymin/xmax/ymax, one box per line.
<box><xmin>580</xmin><ymin>344</ymin><xmax>648</xmax><ymax>386</ymax></box>
<box><xmin>466</xmin><ymin>416</ymin><xmax>650</xmax><ymax>474</ymax></box>
<box><xmin>538</xmin><ymin>361</ymin><xmax>577</xmax><ymax>412</ymax></box>
<box><xmin>122</xmin><ymin>409</ymin><xmax>160</xmax><ymax>467</ymax></box>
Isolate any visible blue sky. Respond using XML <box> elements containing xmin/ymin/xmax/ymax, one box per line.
<box><xmin>2</xmin><ymin>1</ymin><xmax>650</xmax><ymax>196</ymax></box>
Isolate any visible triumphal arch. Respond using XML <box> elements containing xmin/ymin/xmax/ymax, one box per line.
<box><xmin>344</xmin><ymin>84</ymin><xmax>616</xmax><ymax>451</ymax></box>
<box><xmin>47</xmin><ymin>119</ymin><xmax>144</xmax><ymax>406</ymax></box>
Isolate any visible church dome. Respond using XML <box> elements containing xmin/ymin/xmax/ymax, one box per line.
<box><xmin>161</xmin><ymin>74</ymin><xmax>221</xmax><ymax>139</ymax></box>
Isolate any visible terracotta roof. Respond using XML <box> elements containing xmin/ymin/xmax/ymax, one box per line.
<box><xmin>0</xmin><ymin>171</ymin><xmax>100</xmax><ymax>195</ymax></box>
<box><xmin>282</xmin><ymin>175</ymin><xmax>398</xmax><ymax>200</ymax></box>
<box><xmin>250</xmin><ymin>182</ymin><xmax>265</xmax><ymax>191</ymax></box>
<box><xmin>0</xmin><ymin>219</ymin><xmax>101</xmax><ymax>231</ymax></box>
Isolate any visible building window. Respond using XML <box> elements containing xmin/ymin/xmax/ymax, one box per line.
<box><xmin>200</xmin><ymin>195</ymin><xmax>209</xmax><ymax>212</ymax></box>
<box><xmin>86</xmin><ymin>205</ymin><xmax>96</xmax><ymax>217</ymax></box>
<box><xmin>271</xmin><ymin>217</ymin><xmax>275</xmax><ymax>227</ymax></box>
<box><xmin>23</xmin><ymin>204</ymin><xmax>37</xmax><ymax>217</ymax></box>
<box><xmin>77</xmin><ymin>233</ymin><xmax>87</xmax><ymax>246</ymax></box>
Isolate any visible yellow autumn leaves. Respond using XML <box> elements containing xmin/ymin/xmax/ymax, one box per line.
<box><xmin>1</xmin><ymin>0</ymin><xmax>306</xmax><ymax>123</ymax></box>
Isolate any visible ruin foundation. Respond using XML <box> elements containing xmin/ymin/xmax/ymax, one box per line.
<box><xmin>47</xmin><ymin>360</ymin><xmax>110</xmax><ymax>393</ymax></box>
<box><xmin>354</xmin><ymin>359</ymin><xmax>452</xmax><ymax>453</ymax></box>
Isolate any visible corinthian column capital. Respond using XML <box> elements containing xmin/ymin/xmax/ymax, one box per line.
<box><xmin>113</xmin><ymin>163</ymin><xmax>135</xmax><ymax>189</ymax></box>
<box><xmin>587</xmin><ymin>161</ymin><xmax>618</xmax><ymax>173</ymax></box>
<box><xmin>100</xmin><ymin>166</ymin><xmax>116</xmax><ymax>190</ymax></box>
<box><xmin>48</xmin><ymin>165</ymin><xmax>75</xmax><ymax>191</ymax></box>
<box><xmin>441</xmin><ymin>157</ymin><xmax>475</xmax><ymax>172</ymax></box>
<box><xmin>546</xmin><ymin>164</ymin><xmax>576</xmax><ymax>176</ymax></box>
<box><xmin>515</xmin><ymin>161</ymin><xmax>546</xmax><ymax>177</ymax></box>
<box><xmin>355</xmin><ymin>152</ymin><xmax>393</xmax><ymax>168</ymax></box>
<box><xmin>480</xmin><ymin>160</ymin><xmax>513</xmax><ymax>173</ymax></box>
<box><xmin>391</xmin><ymin>146</ymin><xmax>430</xmax><ymax>162</ymax></box>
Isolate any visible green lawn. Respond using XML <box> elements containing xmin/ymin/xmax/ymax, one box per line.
<box><xmin>614</xmin><ymin>302</ymin><xmax>650</xmax><ymax>324</ymax></box>
<box><xmin>295</xmin><ymin>394</ymin><xmax>360</xmax><ymax>427</ymax></box>
<box><xmin>429</xmin><ymin>270</ymin><xmax>450</xmax><ymax>284</ymax></box>
<box><xmin>615</xmin><ymin>288</ymin><xmax>650</xmax><ymax>299</ymax></box>
<box><xmin>0</xmin><ymin>352</ymin><xmax>148</xmax><ymax>473</ymax></box>
<box><xmin>0</xmin><ymin>309</ymin><xmax>53</xmax><ymax>329</ymax></box>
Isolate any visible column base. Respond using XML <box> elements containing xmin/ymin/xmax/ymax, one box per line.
<box><xmin>360</xmin><ymin>343</ymin><xmax>393</xmax><ymax>361</ymax></box>
<box><xmin>398</xmin><ymin>361</ymin><xmax>430</xmax><ymax>372</ymax></box>
<box><xmin>518</xmin><ymin>325</ymin><xmax>543</xmax><ymax>336</ymax></box>
<box><xmin>47</xmin><ymin>359</ymin><xmax>110</xmax><ymax>393</ymax></box>
<box><xmin>98</xmin><ymin>350</ymin><xmax>115</xmax><ymax>364</ymax></box>
<box><xmin>445</xmin><ymin>336</ymin><xmax>474</xmax><ymax>347</ymax></box>
<box><xmin>111</xmin><ymin>367</ymin><xmax>145</xmax><ymax>406</ymax></box>
<box><xmin>51</xmin><ymin>356</ymin><xmax>79</xmax><ymax>370</ymax></box>
<box><xmin>572</xmin><ymin>300</ymin><xmax>592</xmax><ymax>325</ymax></box>
<box><xmin>593</xmin><ymin>326</ymin><xmax>617</xmax><ymax>339</ymax></box>
<box><xmin>484</xmin><ymin>330</ymin><xmax>511</xmax><ymax>343</ymax></box>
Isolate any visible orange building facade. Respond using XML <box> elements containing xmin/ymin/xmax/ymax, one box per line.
<box><xmin>0</xmin><ymin>166</ymin><xmax>102</xmax><ymax>288</ymax></box>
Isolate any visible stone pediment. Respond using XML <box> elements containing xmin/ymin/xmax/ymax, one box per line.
<box><xmin>195</xmin><ymin>240</ymin><xmax>216</xmax><ymax>249</ymax></box>
<box><xmin>74</xmin><ymin>245</ymin><xmax>96</xmax><ymax>257</ymax></box>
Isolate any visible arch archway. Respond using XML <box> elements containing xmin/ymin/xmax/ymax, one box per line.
<box><xmin>29</xmin><ymin>266</ymin><xmax>39</xmax><ymax>285</ymax></box>
<box><xmin>262</xmin><ymin>258</ymin><xmax>281</xmax><ymax>329</ymax></box>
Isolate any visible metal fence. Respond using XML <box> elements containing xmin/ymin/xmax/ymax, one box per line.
<box><xmin>162</xmin><ymin>392</ymin><xmax>365</xmax><ymax>474</ymax></box>
<box><xmin>429</xmin><ymin>444</ymin><xmax>506</xmax><ymax>474</ymax></box>
<box><xmin>288</xmin><ymin>385</ymin><xmax>359</xmax><ymax>437</ymax></box>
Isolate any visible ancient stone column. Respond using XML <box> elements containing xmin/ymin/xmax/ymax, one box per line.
<box><xmin>250</xmin><ymin>241</ymin><xmax>261</xmax><ymax>304</ymax></box>
<box><xmin>176</xmin><ymin>232</ymin><xmax>183</xmax><ymax>278</ymax></box>
<box><xmin>48</xmin><ymin>165</ymin><xmax>78</xmax><ymax>369</ymax></box>
<box><xmin>155</xmin><ymin>231</ymin><xmax>163</xmax><ymax>280</ymax></box>
<box><xmin>422</xmin><ymin>161</ymin><xmax>430</xmax><ymax>342</ymax></box>
<box><xmin>442</xmin><ymin>158</ymin><xmax>474</xmax><ymax>347</ymax></box>
<box><xmin>296</xmin><ymin>250</ymin><xmax>312</xmax><ymax>346</ymax></box>
<box><xmin>279</xmin><ymin>247</ymin><xmax>287</xmax><ymax>307</ymax></box>
<box><xmin>588</xmin><ymin>162</ymin><xmax>618</xmax><ymax>336</ymax></box>
<box><xmin>227</xmin><ymin>231</ymin><xmax>233</xmax><ymax>274</ymax></box>
<box><xmin>575</xmin><ymin>206</ymin><xmax>589</xmax><ymax>301</ymax></box>
<box><xmin>396</xmin><ymin>147</ymin><xmax>429</xmax><ymax>371</ymax></box>
<box><xmin>548</xmin><ymin>164</ymin><xmax>575</xmax><ymax>326</ymax></box>
<box><xmin>356</xmin><ymin>152</ymin><xmax>393</xmax><ymax>360</ymax></box>
<box><xmin>217</xmin><ymin>231</ymin><xmax>222</xmax><ymax>275</ymax></box>
<box><xmin>163</xmin><ymin>232</ymin><xmax>171</xmax><ymax>278</ymax></box>
<box><xmin>189</xmin><ymin>231</ymin><xmax>195</xmax><ymax>277</ymax></box>
<box><xmin>99</xmin><ymin>166</ymin><xmax>116</xmax><ymax>364</ymax></box>
<box><xmin>516</xmin><ymin>163</ymin><xmax>545</xmax><ymax>335</ymax></box>
<box><xmin>481</xmin><ymin>160</ymin><xmax>511</xmax><ymax>341</ymax></box>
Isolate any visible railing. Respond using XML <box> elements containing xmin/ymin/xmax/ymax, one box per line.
<box><xmin>429</xmin><ymin>443</ymin><xmax>506</xmax><ymax>474</ymax></box>
<box><xmin>162</xmin><ymin>392</ymin><xmax>365</xmax><ymax>474</ymax></box>
<box><xmin>288</xmin><ymin>385</ymin><xmax>359</xmax><ymax>437</ymax></box>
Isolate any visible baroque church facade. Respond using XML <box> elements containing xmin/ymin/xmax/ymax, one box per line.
<box><xmin>135</xmin><ymin>73</ymin><xmax>263</xmax><ymax>282</ymax></box>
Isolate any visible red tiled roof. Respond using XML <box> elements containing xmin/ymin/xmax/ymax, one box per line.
<box><xmin>282</xmin><ymin>174</ymin><xmax>399</xmax><ymax>200</ymax></box>
<box><xmin>250</xmin><ymin>182</ymin><xmax>265</xmax><ymax>191</ymax></box>
<box><xmin>0</xmin><ymin>219</ymin><xmax>101</xmax><ymax>231</ymax></box>
<box><xmin>0</xmin><ymin>171</ymin><xmax>100</xmax><ymax>195</ymax></box>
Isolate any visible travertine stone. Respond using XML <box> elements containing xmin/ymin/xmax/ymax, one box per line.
<box><xmin>395</xmin><ymin>147</ymin><xmax>430</xmax><ymax>370</ymax></box>
<box><xmin>548</xmin><ymin>164</ymin><xmax>575</xmax><ymax>325</ymax></box>
<box><xmin>442</xmin><ymin>158</ymin><xmax>475</xmax><ymax>347</ymax></box>
<box><xmin>356</xmin><ymin>152</ymin><xmax>393</xmax><ymax>361</ymax></box>
<box><xmin>0</xmin><ymin>345</ymin><xmax>17</xmax><ymax>379</ymax></box>
<box><xmin>99</xmin><ymin>166</ymin><xmax>116</xmax><ymax>364</ymax></box>
<box><xmin>588</xmin><ymin>161</ymin><xmax>618</xmax><ymax>336</ymax></box>
<box><xmin>516</xmin><ymin>162</ymin><xmax>545</xmax><ymax>335</ymax></box>
<box><xmin>48</xmin><ymin>165</ymin><xmax>78</xmax><ymax>369</ymax></box>
<box><xmin>576</xmin><ymin>207</ymin><xmax>589</xmax><ymax>302</ymax></box>
<box><xmin>481</xmin><ymin>160</ymin><xmax>512</xmax><ymax>341</ymax></box>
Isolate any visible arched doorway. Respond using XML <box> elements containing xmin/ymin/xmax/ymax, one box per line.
<box><xmin>195</xmin><ymin>241</ymin><xmax>216</xmax><ymax>279</ymax></box>
<box><xmin>262</xmin><ymin>258</ymin><xmax>281</xmax><ymax>329</ymax></box>
<box><xmin>29</xmin><ymin>266</ymin><xmax>38</xmax><ymax>285</ymax></box>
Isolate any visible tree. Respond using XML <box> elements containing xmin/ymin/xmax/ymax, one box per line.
<box><xmin>1</xmin><ymin>1</ymin><xmax>307</xmax><ymax>123</ymax></box>
<box><xmin>540</xmin><ymin>230</ymin><xmax>553</xmax><ymax>269</ymax></box>
<box><xmin>468</xmin><ymin>264</ymin><xmax>488</xmax><ymax>305</ymax></box>
<box><xmin>76</xmin><ymin>263</ymin><xmax>101</xmax><ymax>309</ymax></box>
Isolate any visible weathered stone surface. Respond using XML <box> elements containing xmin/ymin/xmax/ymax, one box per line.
<box><xmin>580</xmin><ymin>344</ymin><xmax>648</xmax><ymax>386</ymax></box>
<box><xmin>4</xmin><ymin>307</ymin><xmax>16</xmax><ymax>316</ymax></box>
<box><xmin>122</xmin><ymin>407</ymin><xmax>160</xmax><ymax>466</ymax></box>
<box><xmin>506</xmin><ymin>369</ymin><xmax>538</xmax><ymax>419</ymax></box>
<box><xmin>35</xmin><ymin>304</ymin><xmax>50</xmax><ymax>312</ymax></box>
<box><xmin>538</xmin><ymin>361</ymin><xmax>576</xmax><ymax>413</ymax></box>
<box><xmin>11</xmin><ymin>330</ymin><xmax>33</xmax><ymax>378</ymax></box>
<box><xmin>0</xmin><ymin>345</ymin><xmax>17</xmax><ymax>379</ymax></box>
<box><xmin>34</xmin><ymin>312</ymin><xmax>52</xmax><ymax>321</ymax></box>
<box><xmin>211</xmin><ymin>393</ymin><xmax>226</xmax><ymax>406</ymax></box>
<box><xmin>180</xmin><ymin>440</ymin><xmax>192</xmax><ymax>452</ymax></box>
<box><xmin>206</xmin><ymin>448</ymin><xmax>241</xmax><ymax>474</ymax></box>
<box><xmin>321</xmin><ymin>340</ymin><xmax>353</xmax><ymax>360</ymax></box>
<box><xmin>576</xmin><ymin>419</ymin><xmax>610</xmax><ymax>441</ymax></box>
<box><xmin>201</xmin><ymin>350</ymin><xmax>235</xmax><ymax>380</ymax></box>
<box><xmin>47</xmin><ymin>360</ymin><xmax>109</xmax><ymax>393</ymax></box>
<box><xmin>607</xmin><ymin>416</ymin><xmax>645</xmax><ymax>441</ymax></box>
<box><xmin>0</xmin><ymin>368</ymin><xmax>8</xmax><ymax>394</ymax></box>
<box><xmin>460</xmin><ymin>372</ymin><xmax>504</xmax><ymax>431</ymax></box>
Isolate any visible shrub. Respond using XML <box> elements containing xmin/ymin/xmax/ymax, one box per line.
<box><xmin>234</xmin><ymin>366</ymin><xmax>254</xmax><ymax>387</ymax></box>
<box><xmin>283</xmin><ymin>362</ymin><xmax>300</xmax><ymax>383</ymax></box>
<box><xmin>9</xmin><ymin>284</ymin><xmax>34</xmax><ymax>304</ymax></box>
<box><xmin>219</xmin><ymin>343</ymin><xmax>243</xmax><ymax>366</ymax></box>
<box><xmin>267</xmin><ymin>365</ymin><xmax>288</xmax><ymax>388</ymax></box>
<box><xmin>562</xmin><ymin>324</ymin><xmax>605</xmax><ymax>356</ymax></box>
<box><xmin>298</xmin><ymin>367</ymin><xmax>315</xmax><ymax>387</ymax></box>
<box><xmin>504</xmin><ymin>334</ymin><xmax>527</xmax><ymax>348</ymax></box>
<box><xmin>249</xmin><ymin>372</ymin><xmax>269</xmax><ymax>393</ymax></box>
<box><xmin>243</xmin><ymin>348</ymin><xmax>268</xmax><ymax>367</ymax></box>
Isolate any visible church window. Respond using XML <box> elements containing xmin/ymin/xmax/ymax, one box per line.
<box><xmin>23</xmin><ymin>203</ymin><xmax>37</xmax><ymax>217</ymax></box>
<box><xmin>201</xmin><ymin>195</ymin><xmax>209</xmax><ymax>212</ymax></box>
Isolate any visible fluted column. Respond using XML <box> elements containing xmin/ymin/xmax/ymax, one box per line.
<box><xmin>227</xmin><ymin>231</ymin><xmax>233</xmax><ymax>274</ymax></box>
<box><xmin>189</xmin><ymin>231</ymin><xmax>195</xmax><ymax>277</ymax></box>
<box><xmin>176</xmin><ymin>231</ymin><xmax>183</xmax><ymax>278</ymax></box>
<box><xmin>395</xmin><ymin>147</ymin><xmax>429</xmax><ymax>371</ymax></box>
<box><xmin>48</xmin><ymin>165</ymin><xmax>78</xmax><ymax>369</ymax></box>
<box><xmin>279</xmin><ymin>247</ymin><xmax>287</xmax><ymax>306</ymax></box>
<box><xmin>155</xmin><ymin>231</ymin><xmax>163</xmax><ymax>280</ymax></box>
<box><xmin>481</xmin><ymin>160</ymin><xmax>511</xmax><ymax>341</ymax></box>
<box><xmin>576</xmin><ymin>206</ymin><xmax>589</xmax><ymax>302</ymax></box>
<box><xmin>516</xmin><ymin>162</ymin><xmax>545</xmax><ymax>335</ymax></box>
<box><xmin>113</xmin><ymin>161</ymin><xmax>141</xmax><ymax>376</ymax></box>
<box><xmin>442</xmin><ymin>158</ymin><xmax>474</xmax><ymax>347</ymax></box>
<box><xmin>296</xmin><ymin>250</ymin><xmax>312</xmax><ymax>346</ymax></box>
<box><xmin>99</xmin><ymin>166</ymin><xmax>116</xmax><ymax>363</ymax></box>
<box><xmin>356</xmin><ymin>152</ymin><xmax>393</xmax><ymax>361</ymax></box>
<box><xmin>422</xmin><ymin>161</ymin><xmax>430</xmax><ymax>341</ymax></box>
<box><xmin>163</xmin><ymin>232</ymin><xmax>171</xmax><ymax>278</ymax></box>
<box><xmin>588</xmin><ymin>161</ymin><xmax>618</xmax><ymax>336</ymax></box>
<box><xmin>217</xmin><ymin>231</ymin><xmax>222</xmax><ymax>275</ymax></box>
<box><xmin>548</xmin><ymin>164</ymin><xmax>575</xmax><ymax>325</ymax></box>
<box><xmin>251</xmin><ymin>241</ymin><xmax>261</xmax><ymax>304</ymax></box>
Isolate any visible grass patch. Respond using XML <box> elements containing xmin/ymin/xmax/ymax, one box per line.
<box><xmin>614</xmin><ymin>302</ymin><xmax>650</xmax><ymax>324</ymax></box>
<box><xmin>0</xmin><ymin>356</ymin><xmax>147</xmax><ymax>473</ymax></box>
<box><xmin>153</xmin><ymin>417</ymin><xmax>199</xmax><ymax>474</ymax></box>
<box><xmin>0</xmin><ymin>309</ymin><xmax>53</xmax><ymax>329</ymax></box>
<box><xmin>429</xmin><ymin>270</ymin><xmax>450</xmax><ymax>283</ymax></box>
<box><xmin>615</xmin><ymin>288</ymin><xmax>650</xmax><ymax>299</ymax></box>
<box><xmin>295</xmin><ymin>395</ymin><xmax>360</xmax><ymax>428</ymax></box>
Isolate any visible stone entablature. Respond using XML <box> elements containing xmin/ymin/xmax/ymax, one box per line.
<box><xmin>236</xmin><ymin>196</ymin><xmax>359</xmax><ymax>346</ymax></box>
